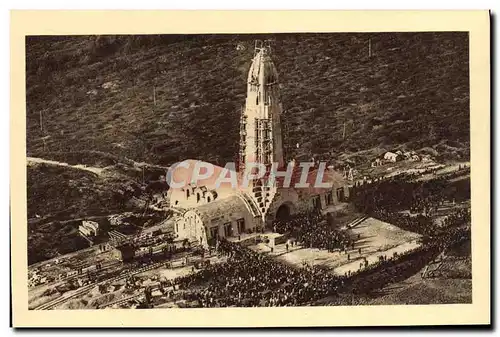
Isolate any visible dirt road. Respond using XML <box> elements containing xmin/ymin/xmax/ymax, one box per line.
<box><xmin>27</xmin><ymin>156</ymin><xmax>104</xmax><ymax>175</ymax></box>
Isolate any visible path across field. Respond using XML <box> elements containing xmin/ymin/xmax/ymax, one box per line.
<box><xmin>27</xmin><ymin>156</ymin><xmax>104</xmax><ymax>175</ymax></box>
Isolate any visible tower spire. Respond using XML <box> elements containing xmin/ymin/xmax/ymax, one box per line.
<box><xmin>239</xmin><ymin>40</ymin><xmax>284</xmax><ymax>218</ymax></box>
<box><xmin>240</xmin><ymin>40</ymin><xmax>284</xmax><ymax>171</ymax></box>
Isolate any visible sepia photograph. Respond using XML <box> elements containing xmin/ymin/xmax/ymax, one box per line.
<box><xmin>10</xmin><ymin>10</ymin><xmax>490</xmax><ymax>327</ymax></box>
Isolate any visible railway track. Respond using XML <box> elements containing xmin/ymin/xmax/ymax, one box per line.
<box><xmin>35</xmin><ymin>282</ymin><xmax>97</xmax><ymax>310</ymax></box>
<box><xmin>99</xmin><ymin>293</ymin><xmax>144</xmax><ymax>309</ymax></box>
<box><xmin>34</xmin><ymin>260</ymin><xmax>173</xmax><ymax>310</ymax></box>
<box><xmin>30</xmin><ymin>260</ymin><xmax>123</xmax><ymax>290</ymax></box>
<box><xmin>30</xmin><ymin>232</ymin><xmax>147</xmax><ymax>289</ymax></box>
<box><xmin>99</xmin><ymin>282</ymin><xmax>179</xmax><ymax>309</ymax></box>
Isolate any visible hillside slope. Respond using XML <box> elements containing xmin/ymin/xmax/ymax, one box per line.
<box><xmin>27</xmin><ymin>162</ymin><xmax>144</xmax><ymax>220</ymax></box>
<box><xmin>26</xmin><ymin>33</ymin><xmax>469</xmax><ymax>166</ymax></box>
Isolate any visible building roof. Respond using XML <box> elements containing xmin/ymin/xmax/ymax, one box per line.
<box><xmin>188</xmin><ymin>195</ymin><xmax>251</xmax><ymax>226</ymax></box>
<box><xmin>81</xmin><ymin>220</ymin><xmax>99</xmax><ymax>230</ymax></box>
<box><xmin>168</xmin><ymin>159</ymin><xmax>239</xmax><ymax>192</ymax></box>
<box><xmin>169</xmin><ymin>159</ymin><xmax>347</xmax><ymax>199</ymax></box>
<box><xmin>167</xmin><ymin>159</ymin><xmax>241</xmax><ymax>204</ymax></box>
<box><xmin>271</xmin><ymin>165</ymin><xmax>347</xmax><ymax>196</ymax></box>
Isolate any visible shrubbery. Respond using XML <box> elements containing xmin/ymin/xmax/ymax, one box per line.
<box><xmin>26</xmin><ymin>32</ymin><xmax>469</xmax><ymax>166</ymax></box>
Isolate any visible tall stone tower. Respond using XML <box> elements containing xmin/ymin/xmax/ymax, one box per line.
<box><xmin>239</xmin><ymin>41</ymin><xmax>284</xmax><ymax>172</ymax></box>
<box><xmin>239</xmin><ymin>41</ymin><xmax>285</xmax><ymax>217</ymax></box>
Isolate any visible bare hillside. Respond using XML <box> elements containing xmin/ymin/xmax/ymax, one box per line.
<box><xmin>26</xmin><ymin>33</ymin><xmax>469</xmax><ymax>166</ymax></box>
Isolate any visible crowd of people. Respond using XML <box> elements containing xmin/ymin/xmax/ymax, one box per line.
<box><xmin>352</xmin><ymin>172</ymin><xmax>469</xmax><ymax>212</ymax></box>
<box><xmin>272</xmin><ymin>211</ymin><xmax>354</xmax><ymax>253</ymax></box>
<box><xmin>169</xmin><ymin>235</ymin><xmax>452</xmax><ymax>307</ymax></box>
<box><xmin>440</xmin><ymin>208</ymin><xmax>471</xmax><ymax>229</ymax></box>
<box><xmin>367</xmin><ymin>205</ymin><xmax>470</xmax><ymax>239</ymax></box>
<box><xmin>372</xmin><ymin>209</ymin><xmax>436</xmax><ymax>236</ymax></box>
<box><xmin>158</xmin><ymin>167</ymin><xmax>472</xmax><ymax>308</ymax></box>
<box><xmin>432</xmin><ymin>220</ymin><xmax>471</xmax><ymax>250</ymax></box>
<box><xmin>349</xmin><ymin>171</ymin><xmax>472</xmax><ymax>237</ymax></box>
<box><xmin>172</xmin><ymin>239</ymin><xmax>345</xmax><ymax>307</ymax></box>
<box><xmin>161</xmin><ymin>209</ymin><xmax>470</xmax><ymax>308</ymax></box>
<box><xmin>349</xmin><ymin>244</ymin><xmax>439</xmax><ymax>294</ymax></box>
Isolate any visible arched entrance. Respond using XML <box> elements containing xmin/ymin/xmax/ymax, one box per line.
<box><xmin>275</xmin><ymin>203</ymin><xmax>291</xmax><ymax>222</ymax></box>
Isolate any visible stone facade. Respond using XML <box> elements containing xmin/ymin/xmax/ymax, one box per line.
<box><xmin>170</xmin><ymin>42</ymin><xmax>349</xmax><ymax>245</ymax></box>
<box><xmin>240</xmin><ymin>42</ymin><xmax>284</xmax><ymax>171</ymax></box>
<box><xmin>177</xmin><ymin>195</ymin><xmax>260</xmax><ymax>247</ymax></box>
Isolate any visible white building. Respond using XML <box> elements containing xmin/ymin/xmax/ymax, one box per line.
<box><xmin>167</xmin><ymin>42</ymin><xmax>349</xmax><ymax>247</ymax></box>
<box><xmin>383</xmin><ymin>151</ymin><xmax>402</xmax><ymax>162</ymax></box>
<box><xmin>79</xmin><ymin>220</ymin><xmax>99</xmax><ymax>237</ymax></box>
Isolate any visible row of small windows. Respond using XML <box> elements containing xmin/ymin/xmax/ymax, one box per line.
<box><xmin>313</xmin><ymin>188</ymin><xmax>347</xmax><ymax>210</ymax></box>
<box><xmin>208</xmin><ymin>218</ymin><xmax>246</xmax><ymax>239</ymax></box>
<box><xmin>186</xmin><ymin>190</ymin><xmax>212</xmax><ymax>203</ymax></box>
<box><xmin>255</xmin><ymin>92</ymin><xmax>274</xmax><ymax>105</ymax></box>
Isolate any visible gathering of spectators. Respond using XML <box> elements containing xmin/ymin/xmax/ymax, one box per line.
<box><xmin>440</xmin><ymin>208</ymin><xmax>471</xmax><ymax>229</ymax></box>
<box><xmin>158</xmin><ymin>165</ymin><xmax>472</xmax><ymax>308</ymax></box>
<box><xmin>351</xmin><ymin>172</ymin><xmax>471</xmax><ymax>236</ymax></box>
<box><xmin>172</xmin><ymin>239</ymin><xmax>345</xmax><ymax>307</ymax></box>
<box><xmin>348</xmin><ymin>244</ymin><xmax>439</xmax><ymax>295</ymax></box>
<box><xmin>273</xmin><ymin>211</ymin><xmax>354</xmax><ymax>253</ymax></box>
<box><xmin>169</xmin><ymin>234</ymin><xmax>460</xmax><ymax>307</ymax></box>
<box><xmin>372</xmin><ymin>209</ymin><xmax>436</xmax><ymax>236</ymax></box>
<box><xmin>160</xmin><ymin>205</ymin><xmax>470</xmax><ymax>308</ymax></box>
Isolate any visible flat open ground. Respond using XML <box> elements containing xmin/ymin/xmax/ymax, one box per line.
<box><xmin>252</xmin><ymin>217</ymin><xmax>422</xmax><ymax>276</ymax></box>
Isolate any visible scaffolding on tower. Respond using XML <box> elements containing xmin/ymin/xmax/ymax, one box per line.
<box><xmin>238</xmin><ymin>105</ymin><xmax>247</xmax><ymax>173</ymax></box>
<box><xmin>254</xmin><ymin>39</ymin><xmax>274</xmax><ymax>56</ymax></box>
<box><xmin>281</xmin><ymin>109</ymin><xmax>290</xmax><ymax>162</ymax></box>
